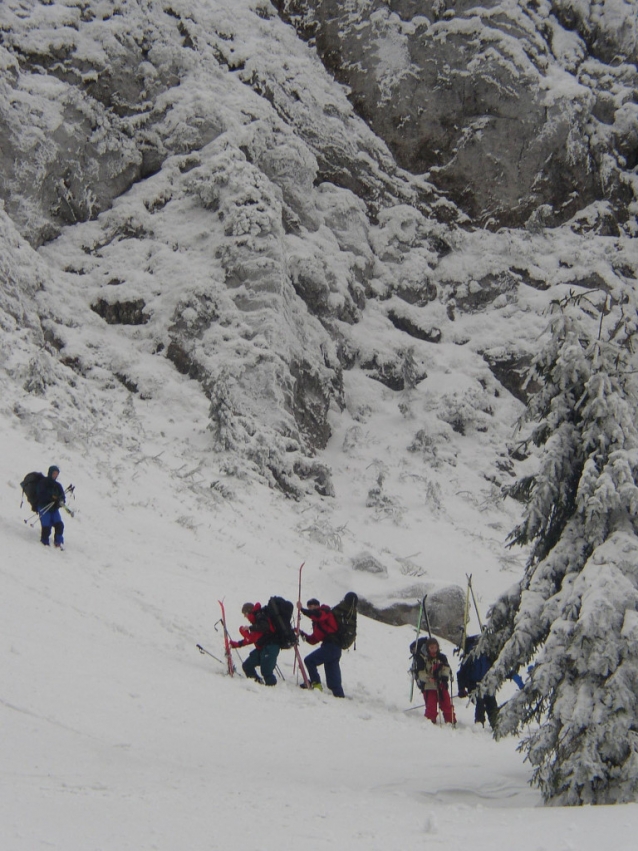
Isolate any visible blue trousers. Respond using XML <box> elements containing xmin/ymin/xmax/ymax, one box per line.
<box><xmin>242</xmin><ymin>644</ymin><xmax>280</xmax><ymax>686</ymax></box>
<box><xmin>39</xmin><ymin>508</ymin><xmax>64</xmax><ymax>545</ymax></box>
<box><xmin>305</xmin><ymin>642</ymin><xmax>344</xmax><ymax>697</ymax></box>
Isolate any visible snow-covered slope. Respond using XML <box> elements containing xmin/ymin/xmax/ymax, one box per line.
<box><xmin>3</xmin><ymin>387</ymin><xmax>638</xmax><ymax>850</ymax></box>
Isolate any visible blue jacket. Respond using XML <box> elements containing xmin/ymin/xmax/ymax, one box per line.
<box><xmin>37</xmin><ymin>468</ymin><xmax>65</xmax><ymax>510</ymax></box>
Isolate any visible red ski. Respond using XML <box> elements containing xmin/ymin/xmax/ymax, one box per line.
<box><xmin>218</xmin><ymin>599</ymin><xmax>237</xmax><ymax>677</ymax></box>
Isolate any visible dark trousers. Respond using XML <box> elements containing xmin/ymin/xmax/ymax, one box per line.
<box><xmin>242</xmin><ymin>644</ymin><xmax>280</xmax><ymax>686</ymax></box>
<box><xmin>305</xmin><ymin>642</ymin><xmax>344</xmax><ymax>697</ymax></box>
<box><xmin>39</xmin><ymin>508</ymin><xmax>64</xmax><ymax>545</ymax></box>
<box><xmin>475</xmin><ymin>693</ymin><xmax>499</xmax><ymax>727</ymax></box>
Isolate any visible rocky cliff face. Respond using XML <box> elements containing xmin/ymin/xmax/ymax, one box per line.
<box><xmin>0</xmin><ymin>0</ymin><xmax>449</xmax><ymax>249</ymax></box>
<box><xmin>276</xmin><ymin>0</ymin><xmax>638</xmax><ymax>231</ymax></box>
<box><xmin>1</xmin><ymin>0</ymin><xmax>637</xmax><ymax>500</ymax></box>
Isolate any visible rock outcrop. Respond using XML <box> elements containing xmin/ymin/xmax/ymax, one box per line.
<box><xmin>276</xmin><ymin>0</ymin><xmax>638</xmax><ymax>231</ymax></box>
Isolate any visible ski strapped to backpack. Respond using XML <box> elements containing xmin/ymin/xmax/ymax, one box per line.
<box><xmin>266</xmin><ymin>596</ymin><xmax>297</xmax><ymax>649</ymax></box>
<box><xmin>410</xmin><ymin>595</ymin><xmax>426</xmax><ymax>700</ymax></box>
<box><xmin>331</xmin><ymin>592</ymin><xmax>358</xmax><ymax>650</ymax></box>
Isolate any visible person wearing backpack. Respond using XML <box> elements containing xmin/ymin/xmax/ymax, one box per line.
<box><xmin>36</xmin><ymin>465</ymin><xmax>66</xmax><ymax>548</ymax></box>
<box><xmin>229</xmin><ymin>602</ymin><xmax>280</xmax><ymax>686</ymax></box>
<box><xmin>298</xmin><ymin>598</ymin><xmax>345</xmax><ymax>697</ymax></box>
<box><xmin>414</xmin><ymin>637</ymin><xmax>456</xmax><ymax>724</ymax></box>
<box><xmin>457</xmin><ymin>635</ymin><xmax>498</xmax><ymax>728</ymax></box>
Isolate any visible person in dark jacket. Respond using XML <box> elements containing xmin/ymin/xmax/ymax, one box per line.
<box><xmin>413</xmin><ymin>637</ymin><xmax>456</xmax><ymax>724</ymax></box>
<box><xmin>298</xmin><ymin>598</ymin><xmax>344</xmax><ymax>697</ymax></box>
<box><xmin>457</xmin><ymin>634</ymin><xmax>499</xmax><ymax>728</ymax></box>
<box><xmin>37</xmin><ymin>465</ymin><xmax>66</xmax><ymax>548</ymax></box>
<box><xmin>230</xmin><ymin>602</ymin><xmax>280</xmax><ymax>686</ymax></box>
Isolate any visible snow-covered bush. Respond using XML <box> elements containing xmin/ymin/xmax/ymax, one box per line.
<box><xmin>437</xmin><ymin>387</ymin><xmax>493</xmax><ymax>436</ymax></box>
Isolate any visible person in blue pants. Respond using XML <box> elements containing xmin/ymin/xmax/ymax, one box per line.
<box><xmin>36</xmin><ymin>465</ymin><xmax>66</xmax><ymax>548</ymax></box>
<box><xmin>298</xmin><ymin>599</ymin><xmax>345</xmax><ymax>698</ymax></box>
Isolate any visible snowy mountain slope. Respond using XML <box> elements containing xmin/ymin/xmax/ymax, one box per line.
<box><xmin>2</xmin><ymin>194</ymin><xmax>638</xmax><ymax>843</ymax></box>
<box><xmin>3</xmin><ymin>394</ymin><xmax>638</xmax><ymax>850</ymax></box>
<box><xmin>2</xmin><ymin>0</ymin><xmax>637</xmax><ymax>506</ymax></box>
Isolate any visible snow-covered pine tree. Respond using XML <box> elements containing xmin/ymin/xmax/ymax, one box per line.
<box><xmin>482</xmin><ymin>292</ymin><xmax>638</xmax><ymax>805</ymax></box>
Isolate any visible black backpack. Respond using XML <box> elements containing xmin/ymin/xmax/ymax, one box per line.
<box><xmin>331</xmin><ymin>592</ymin><xmax>358</xmax><ymax>650</ymax></box>
<box><xmin>20</xmin><ymin>471</ymin><xmax>44</xmax><ymax>512</ymax></box>
<box><xmin>409</xmin><ymin>636</ymin><xmax>429</xmax><ymax>675</ymax></box>
<box><xmin>266</xmin><ymin>596</ymin><xmax>297</xmax><ymax>649</ymax></box>
<box><xmin>409</xmin><ymin>636</ymin><xmax>429</xmax><ymax>657</ymax></box>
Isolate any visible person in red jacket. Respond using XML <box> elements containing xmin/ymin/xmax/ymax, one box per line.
<box><xmin>298</xmin><ymin>598</ymin><xmax>345</xmax><ymax>697</ymax></box>
<box><xmin>230</xmin><ymin>602</ymin><xmax>280</xmax><ymax>686</ymax></box>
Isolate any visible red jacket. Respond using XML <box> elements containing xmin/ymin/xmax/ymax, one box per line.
<box><xmin>302</xmin><ymin>605</ymin><xmax>339</xmax><ymax>645</ymax></box>
<box><xmin>237</xmin><ymin>603</ymin><xmax>276</xmax><ymax>649</ymax></box>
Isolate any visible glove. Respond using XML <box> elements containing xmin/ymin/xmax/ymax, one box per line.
<box><xmin>458</xmin><ymin>688</ymin><xmax>468</xmax><ymax>698</ymax></box>
<box><xmin>229</xmin><ymin>640</ymin><xmax>243</xmax><ymax>649</ymax></box>
<box><xmin>300</xmin><ymin>631</ymin><xmax>309</xmax><ymax>642</ymax></box>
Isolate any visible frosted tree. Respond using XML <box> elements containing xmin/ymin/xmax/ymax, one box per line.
<box><xmin>482</xmin><ymin>292</ymin><xmax>638</xmax><ymax>805</ymax></box>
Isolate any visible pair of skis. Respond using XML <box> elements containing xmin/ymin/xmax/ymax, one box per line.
<box><xmin>216</xmin><ymin>599</ymin><xmax>237</xmax><ymax>676</ymax></box>
<box><xmin>292</xmin><ymin>562</ymin><xmax>312</xmax><ymax>689</ymax></box>
<box><xmin>195</xmin><ymin>600</ymin><xmax>239</xmax><ymax>675</ymax></box>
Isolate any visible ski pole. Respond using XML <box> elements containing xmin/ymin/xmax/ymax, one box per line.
<box><xmin>467</xmin><ymin>574</ymin><xmax>483</xmax><ymax>631</ymax></box>
<box><xmin>448</xmin><ymin>681</ymin><xmax>457</xmax><ymax>726</ymax></box>
<box><xmin>196</xmin><ymin>644</ymin><xmax>224</xmax><ymax>664</ymax></box>
<box><xmin>24</xmin><ymin>500</ymin><xmax>56</xmax><ymax>526</ymax></box>
<box><xmin>460</xmin><ymin>574</ymin><xmax>471</xmax><ymax>654</ymax></box>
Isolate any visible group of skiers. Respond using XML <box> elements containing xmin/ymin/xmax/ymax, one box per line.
<box><xmin>228</xmin><ymin>594</ymin><xmax>356</xmax><ymax>698</ymax></box>
<box><xmin>224</xmin><ymin>593</ymin><xmax>498</xmax><ymax>726</ymax></box>
<box><xmin>22</xmin><ymin>467</ymin><xmax>498</xmax><ymax>724</ymax></box>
